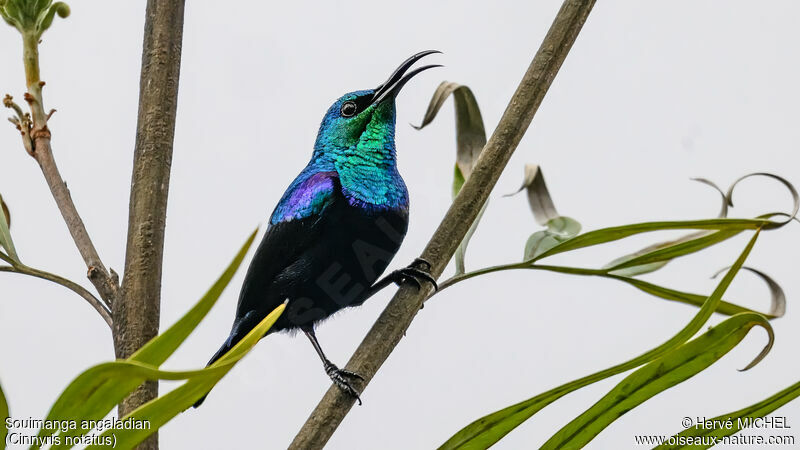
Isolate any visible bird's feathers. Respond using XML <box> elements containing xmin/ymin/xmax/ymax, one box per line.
<box><xmin>271</xmin><ymin>170</ymin><xmax>339</xmax><ymax>224</ymax></box>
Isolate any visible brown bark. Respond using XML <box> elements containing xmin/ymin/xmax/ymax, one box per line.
<box><xmin>113</xmin><ymin>1</ymin><xmax>186</xmax><ymax>448</ymax></box>
<box><xmin>288</xmin><ymin>1</ymin><xmax>596</xmax><ymax>448</ymax></box>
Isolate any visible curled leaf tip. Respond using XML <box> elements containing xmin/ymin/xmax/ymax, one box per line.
<box><xmin>512</xmin><ymin>164</ymin><xmax>560</xmax><ymax>225</ymax></box>
<box><xmin>502</xmin><ymin>186</ymin><xmax>524</xmax><ymax>198</ymax></box>
<box><xmin>712</xmin><ymin>266</ymin><xmax>786</xmax><ymax>318</ymax></box>
<box><xmin>727</xmin><ymin>173</ymin><xmax>799</xmax><ymax>226</ymax></box>
<box><xmin>416</xmin><ymin>80</ymin><xmax>487</xmax><ymax>274</ymax></box>
<box><xmin>738</xmin><ymin>319</ymin><xmax>774</xmax><ymax>372</ymax></box>
<box><xmin>54</xmin><ymin>2</ymin><xmax>70</xmax><ymax>18</ymax></box>
<box><xmin>691</xmin><ymin>177</ymin><xmax>728</xmax><ymax>218</ymax></box>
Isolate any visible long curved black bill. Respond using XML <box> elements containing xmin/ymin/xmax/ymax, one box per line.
<box><xmin>371</xmin><ymin>50</ymin><xmax>442</xmax><ymax>105</ymax></box>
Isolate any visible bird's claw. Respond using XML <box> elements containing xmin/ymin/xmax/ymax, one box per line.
<box><xmin>325</xmin><ymin>363</ymin><xmax>364</xmax><ymax>405</ymax></box>
<box><xmin>393</xmin><ymin>257</ymin><xmax>438</xmax><ymax>292</ymax></box>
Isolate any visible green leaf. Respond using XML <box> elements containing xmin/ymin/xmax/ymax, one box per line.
<box><xmin>656</xmin><ymin>380</ymin><xmax>800</xmax><ymax>450</ymax></box>
<box><xmin>726</xmin><ymin>172</ymin><xmax>799</xmax><ymax>224</ymax></box>
<box><xmin>0</xmin><ymin>194</ymin><xmax>18</xmax><ymax>262</ymax></box>
<box><xmin>34</xmin><ymin>1</ymin><xmax>68</xmax><ymax>37</ymax></box>
<box><xmin>610</xmin><ymin>275</ymin><xmax>770</xmax><ymax>318</ymax></box>
<box><xmin>88</xmin><ymin>304</ymin><xmax>286</xmax><ymax>450</ymax></box>
<box><xmin>0</xmin><ymin>0</ymin><xmax>25</xmax><ymax>29</ymax></box>
<box><xmin>38</xmin><ymin>300</ymin><xmax>282</xmax><ymax>450</ymax></box>
<box><xmin>31</xmin><ymin>229</ymin><xmax>259</xmax><ymax>449</ymax></box>
<box><xmin>455</xmin><ymin>197</ymin><xmax>488</xmax><ymax>275</ymax></box>
<box><xmin>600</xmin><ymin>173</ymin><xmax>799</xmax><ymax>278</ymax></box>
<box><xmin>1</xmin><ymin>379</ymin><xmax>8</xmax><ymax>450</ymax></box>
<box><xmin>507</xmin><ymin>164</ymin><xmax>562</xmax><ymax>225</ymax></box>
<box><xmin>438</xmin><ymin>230</ymin><xmax>761</xmax><ymax>450</ymax></box>
<box><xmin>690</xmin><ymin>177</ymin><xmax>728</xmax><ymax>218</ymax></box>
<box><xmin>452</xmin><ymin>164</ymin><xmax>466</xmax><ymax>198</ymax></box>
<box><xmin>131</xmin><ymin>228</ymin><xmax>258</xmax><ymax>365</ymax></box>
<box><xmin>528</xmin><ymin>265</ymin><xmax>774</xmax><ymax>318</ymax></box>
<box><xmin>711</xmin><ymin>266</ymin><xmax>785</xmax><ymax>318</ymax></box>
<box><xmin>605</xmin><ymin>229</ymin><xmax>741</xmax><ymax>277</ymax></box>
<box><xmin>531</xmin><ymin>218</ymin><xmax>772</xmax><ymax>262</ymax></box>
<box><xmin>1</xmin><ymin>196</ymin><xmax>9</xmax><ymax>228</ymax></box>
<box><xmin>542</xmin><ymin>313</ymin><xmax>774</xmax><ymax>449</ymax></box>
<box><xmin>34</xmin><ymin>363</ymin><xmax>224</xmax><ymax>450</ymax></box>
<box><xmin>504</xmin><ymin>165</ymin><xmax>581</xmax><ymax>260</ymax></box>
<box><xmin>415</xmin><ymin>82</ymin><xmax>487</xmax><ymax>274</ymax></box>
<box><xmin>414</xmin><ymin>82</ymin><xmax>486</xmax><ymax>182</ymax></box>
<box><xmin>523</xmin><ymin>216</ymin><xmax>581</xmax><ymax>260</ymax></box>
<box><xmin>0</xmin><ymin>0</ymin><xmax>68</xmax><ymax>35</ymax></box>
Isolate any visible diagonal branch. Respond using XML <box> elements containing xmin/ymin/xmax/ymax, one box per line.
<box><xmin>33</xmin><ymin>138</ymin><xmax>120</xmax><ymax>304</ymax></box>
<box><xmin>0</xmin><ymin>264</ymin><xmax>112</xmax><ymax>328</ymax></box>
<box><xmin>288</xmin><ymin>1</ymin><xmax>596</xmax><ymax>448</ymax></box>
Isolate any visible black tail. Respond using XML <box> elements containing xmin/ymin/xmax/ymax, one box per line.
<box><xmin>192</xmin><ymin>336</ymin><xmax>238</xmax><ymax>408</ymax></box>
<box><xmin>192</xmin><ymin>311</ymin><xmax>273</xmax><ymax>408</ymax></box>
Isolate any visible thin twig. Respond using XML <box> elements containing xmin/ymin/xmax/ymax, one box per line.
<box><xmin>32</xmin><ymin>138</ymin><xmax>119</xmax><ymax>304</ymax></box>
<box><xmin>3</xmin><ymin>29</ymin><xmax>119</xmax><ymax>307</ymax></box>
<box><xmin>437</xmin><ymin>261</ymin><xmax>529</xmax><ymax>291</ymax></box>
<box><xmin>0</xmin><ymin>264</ymin><xmax>112</xmax><ymax>328</ymax></box>
<box><xmin>288</xmin><ymin>1</ymin><xmax>596</xmax><ymax>448</ymax></box>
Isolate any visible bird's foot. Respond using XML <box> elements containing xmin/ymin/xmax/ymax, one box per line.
<box><xmin>391</xmin><ymin>258</ymin><xmax>438</xmax><ymax>292</ymax></box>
<box><xmin>325</xmin><ymin>362</ymin><xmax>364</xmax><ymax>405</ymax></box>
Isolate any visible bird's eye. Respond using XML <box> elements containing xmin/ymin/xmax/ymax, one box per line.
<box><xmin>340</xmin><ymin>101</ymin><xmax>358</xmax><ymax>117</ymax></box>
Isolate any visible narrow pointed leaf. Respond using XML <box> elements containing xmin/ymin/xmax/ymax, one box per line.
<box><xmin>455</xmin><ymin>198</ymin><xmax>487</xmax><ymax>274</ymax></box>
<box><xmin>528</xmin><ymin>265</ymin><xmax>774</xmax><ymax>318</ymax></box>
<box><xmin>0</xmin><ymin>194</ymin><xmax>18</xmax><ymax>262</ymax></box>
<box><xmin>711</xmin><ymin>266</ymin><xmax>786</xmax><ymax>318</ymax></box>
<box><xmin>439</xmin><ymin>231</ymin><xmax>761</xmax><ymax>450</ymax></box>
<box><xmin>131</xmin><ymin>228</ymin><xmax>258</xmax><ymax>365</ymax></box>
<box><xmin>507</xmin><ymin>165</ymin><xmax>581</xmax><ymax>260</ymax></box>
<box><xmin>726</xmin><ymin>172</ymin><xmax>799</xmax><ymax>225</ymax></box>
<box><xmin>506</xmin><ymin>164</ymin><xmax>560</xmax><ymax>225</ymax></box>
<box><xmin>0</xmin><ymin>380</ymin><xmax>7</xmax><ymax>450</ymax></box>
<box><xmin>690</xmin><ymin>177</ymin><xmax>728</xmax><ymax>218</ymax></box>
<box><xmin>415</xmin><ymin>81</ymin><xmax>487</xmax><ymax>274</ymax></box>
<box><xmin>605</xmin><ymin>229</ymin><xmax>741</xmax><ymax>276</ymax></box>
<box><xmin>89</xmin><ymin>304</ymin><xmax>286</xmax><ymax>450</ymax></box>
<box><xmin>1</xmin><ymin>195</ymin><xmax>9</xmax><ymax>227</ymax></box>
<box><xmin>414</xmin><ymin>82</ymin><xmax>486</xmax><ymax>181</ymax></box>
<box><xmin>657</xmin><ymin>380</ymin><xmax>800</xmax><ymax>450</ymax></box>
<box><xmin>32</xmin><ymin>229</ymin><xmax>258</xmax><ymax>448</ymax></box>
<box><xmin>542</xmin><ymin>313</ymin><xmax>774</xmax><ymax>449</ymax></box>
<box><xmin>602</xmin><ymin>173</ymin><xmax>796</xmax><ymax>278</ymax></box>
<box><xmin>531</xmin><ymin>218</ymin><xmax>773</xmax><ymax>262</ymax></box>
<box><xmin>610</xmin><ymin>275</ymin><xmax>769</xmax><ymax>318</ymax></box>
<box><xmin>43</xmin><ymin>302</ymin><xmax>283</xmax><ymax>449</ymax></box>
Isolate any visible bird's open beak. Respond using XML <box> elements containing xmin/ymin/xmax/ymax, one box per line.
<box><xmin>371</xmin><ymin>50</ymin><xmax>442</xmax><ymax>106</ymax></box>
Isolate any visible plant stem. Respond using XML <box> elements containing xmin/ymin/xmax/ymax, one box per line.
<box><xmin>113</xmin><ymin>1</ymin><xmax>185</xmax><ymax>448</ymax></box>
<box><xmin>22</xmin><ymin>31</ymin><xmax>42</xmax><ymax>121</ymax></box>
<box><xmin>18</xmin><ymin>30</ymin><xmax>119</xmax><ymax>307</ymax></box>
<box><xmin>437</xmin><ymin>261</ymin><xmax>529</xmax><ymax>291</ymax></box>
<box><xmin>288</xmin><ymin>1</ymin><xmax>596</xmax><ymax>448</ymax></box>
<box><xmin>0</xmin><ymin>264</ymin><xmax>112</xmax><ymax>327</ymax></box>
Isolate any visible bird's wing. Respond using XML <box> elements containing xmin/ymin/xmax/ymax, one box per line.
<box><xmin>234</xmin><ymin>170</ymin><xmax>343</xmax><ymax>318</ymax></box>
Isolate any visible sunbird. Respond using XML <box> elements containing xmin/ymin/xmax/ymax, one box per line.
<box><xmin>195</xmin><ymin>51</ymin><xmax>441</xmax><ymax>407</ymax></box>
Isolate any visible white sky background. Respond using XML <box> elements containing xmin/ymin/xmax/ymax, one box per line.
<box><xmin>1</xmin><ymin>1</ymin><xmax>799</xmax><ymax>449</ymax></box>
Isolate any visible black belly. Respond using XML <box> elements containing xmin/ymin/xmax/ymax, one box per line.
<box><xmin>270</xmin><ymin>205</ymin><xmax>409</xmax><ymax>331</ymax></box>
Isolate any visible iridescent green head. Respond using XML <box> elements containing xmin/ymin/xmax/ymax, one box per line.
<box><xmin>313</xmin><ymin>50</ymin><xmax>441</xmax><ymax>158</ymax></box>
